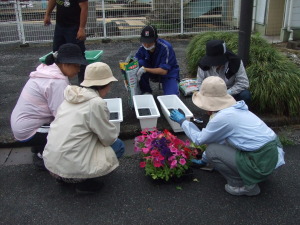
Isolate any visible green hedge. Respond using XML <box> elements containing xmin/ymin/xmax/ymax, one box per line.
<box><xmin>186</xmin><ymin>32</ymin><xmax>300</xmax><ymax>116</ymax></box>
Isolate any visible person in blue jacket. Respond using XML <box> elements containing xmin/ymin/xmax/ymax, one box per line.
<box><xmin>135</xmin><ymin>25</ymin><xmax>180</xmax><ymax>95</ymax></box>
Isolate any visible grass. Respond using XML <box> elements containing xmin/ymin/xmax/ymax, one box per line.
<box><xmin>186</xmin><ymin>32</ymin><xmax>300</xmax><ymax>116</ymax></box>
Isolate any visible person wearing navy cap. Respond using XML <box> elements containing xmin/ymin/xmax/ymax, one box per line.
<box><xmin>135</xmin><ymin>25</ymin><xmax>180</xmax><ymax>95</ymax></box>
<box><xmin>197</xmin><ymin>40</ymin><xmax>251</xmax><ymax>105</ymax></box>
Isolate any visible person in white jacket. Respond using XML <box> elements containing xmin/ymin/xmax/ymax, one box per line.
<box><xmin>10</xmin><ymin>43</ymin><xmax>87</xmax><ymax>170</ymax></box>
<box><xmin>43</xmin><ymin>62</ymin><xmax>125</xmax><ymax>195</ymax></box>
<box><xmin>169</xmin><ymin>76</ymin><xmax>285</xmax><ymax>196</ymax></box>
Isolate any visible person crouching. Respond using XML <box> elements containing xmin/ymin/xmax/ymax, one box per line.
<box><xmin>43</xmin><ymin>62</ymin><xmax>125</xmax><ymax>194</ymax></box>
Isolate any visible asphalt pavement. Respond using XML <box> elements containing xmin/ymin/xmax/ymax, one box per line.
<box><xmin>1</xmin><ymin>38</ymin><xmax>300</xmax><ymax>225</ymax></box>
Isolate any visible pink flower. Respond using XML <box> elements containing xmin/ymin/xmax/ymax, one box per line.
<box><xmin>136</xmin><ymin>135</ymin><xmax>145</xmax><ymax>142</ymax></box>
<box><xmin>139</xmin><ymin>161</ymin><xmax>146</xmax><ymax>168</ymax></box>
<box><xmin>151</xmin><ymin>132</ymin><xmax>158</xmax><ymax>139</ymax></box>
<box><xmin>170</xmin><ymin>160</ymin><xmax>177</xmax><ymax>169</ymax></box>
<box><xmin>179</xmin><ymin>158</ymin><xmax>186</xmax><ymax>165</ymax></box>
<box><xmin>170</xmin><ymin>146</ymin><xmax>178</xmax><ymax>153</ymax></box>
<box><xmin>168</xmin><ymin>156</ymin><xmax>175</xmax><ymax>161</ymax></box>
<box><xmin>134</xmin><ymin>146</ymin><xmax>140</xmax><ymax>152</ymax></box>
<box><xmin>142</xmin><ymin>147</ymin><xmax>150</xmax><ymax>154</ymax></box>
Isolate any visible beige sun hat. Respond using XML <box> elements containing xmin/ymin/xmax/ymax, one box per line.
<box><xmin>192</xmin><ymin>76</ymin><xmax>236</xmax><ymax>111</ymax></box>
<box><xmin>80</xmin><ymin>62</ymin><xmax>118</xmax><ymax>87</ymax></box>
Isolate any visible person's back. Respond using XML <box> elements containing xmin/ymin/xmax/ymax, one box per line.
<box><xmin>44</xmin><ymin>85</ymin><xmax>119</xmax><ymax>177</ymax></box>
<box><xmin>10</xmin><ymin>43</ymin><xmax>87</xmax><ymax>170</ymax></box>
<box><xmin>11</xmin><ymin>63</ymin><xmax>69</xmax><ymax>141</ymax></box>
<box><xmin>43</xmin><ymin>62</ymin><xmax>125</xmax><ymax>194</ymax></box>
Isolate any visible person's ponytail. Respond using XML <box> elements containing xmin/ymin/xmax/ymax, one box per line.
<box><xmin>44</xmin><ymin>52</ymin><xmax>57</xmax><ymax>65</ymax></box>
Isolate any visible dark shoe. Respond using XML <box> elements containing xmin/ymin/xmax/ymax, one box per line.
<box><xmin>32</xmin><ymin>153</ymin><xmax>47</xmax><ymax>171</ymax></box>
<box><xmin>31</xmin><ymin>146</ymin><xmax>44</xmax><ymax>154</ymax></box>
<box><xmin>225</xmin><ymin>184</ymin><xmax>260</xmax><ymax>196</ymax></box>
<box><xmin>75</xmin><ymin>179</ymin><xmax>104</xmax><ymax>195</ymax></box>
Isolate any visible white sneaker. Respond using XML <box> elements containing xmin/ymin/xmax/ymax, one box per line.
<box><xmin>225</xmin><ymin>184</ymin><xmax>260</xmax><ymax>196</ymax></box>
<box><xmin>142</xmin><ymin>92</ymin><xmax>151</xmax><ymax>95</ymax></box>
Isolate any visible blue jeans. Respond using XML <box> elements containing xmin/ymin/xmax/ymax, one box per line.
<box><xmin>53</xmin><ymin>24</ymin><xmax>86</xmax><ymax>84</ymax></box>
<box><xmin>111</xmin><ymin>138</ymin><xmax>125</xmax><ymax>158</ymax></box>
<box><xmin>232</xmin><ymin>89</ymin><xmax>251</xmax><ymax>105</ymax></box>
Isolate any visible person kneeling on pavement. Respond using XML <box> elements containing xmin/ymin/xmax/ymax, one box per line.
<box><xmin>169</xmin><ymin>76</ymin><xmax>285</xmax><ymax>196</ymax></box>
<box><xmin>43</xmin><ymin>62</ymin><xmax>125</xmax><ymax>194</ymax></box>
<box><xmin>10</xmin><ymin>43</ymin><xmax>87</xmax><ymax>170</ymax></box>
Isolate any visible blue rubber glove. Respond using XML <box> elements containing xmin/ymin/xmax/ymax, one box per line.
<box><xmin>169</xmin><ymin>109</ymin><xmax>186</xmax><ymax>125</ymax></box>
<box><xmin>191</xmin><ymin>159</ymin><xmax>207</xmax><ymax>166</ymax></box>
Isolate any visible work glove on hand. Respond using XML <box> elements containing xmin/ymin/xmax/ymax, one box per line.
<box><xmin>191</xmin><ymin>159</ymin><xmax>207</xmax><ymax>167</ymax></box>
<box><xmin>137</xmin><ymin>66</ymin><xmax>146</xmax><ymax>81</ymax></box>
<box><xmin>169</xmin><ymin>109</ymin><xmax>186</xmax><ymax>125</ymax></box>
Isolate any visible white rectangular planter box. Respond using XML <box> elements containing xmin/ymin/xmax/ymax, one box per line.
<box><xmin>133</xmin><ymin>95</ymin><xmax>160</xmax><ymax>130</ymax></box>
<box><xmin>104</xmin><ymin>98</ymin><xmax>123</xmax><ymax>134</ymax></box>
<box><xmin>157</xmin><ymin>95</ymin><xmax>193</xmax><ymax>132</ymax></box>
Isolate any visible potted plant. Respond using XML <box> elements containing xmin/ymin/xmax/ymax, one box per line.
<box><xmin>134</xmin><ymin>128</ymin><xmax>200</xmax><ymax>182</ymax></box>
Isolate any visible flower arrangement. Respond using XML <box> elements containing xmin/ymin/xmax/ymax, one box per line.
<box><xmin>134</xmin><ymin>128</ymin><xmax>199</xmax><ymax>181</ymax></box>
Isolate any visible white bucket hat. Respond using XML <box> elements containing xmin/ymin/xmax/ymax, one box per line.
<box><xmin>192</xmin><ymin>76</ymin><xmax>236</xmax><ymax>111</ymax></box>
<box><xmin>80</xmin><ymin>62</ymin><xmax>118</xmax><ymax>87</ymax></box>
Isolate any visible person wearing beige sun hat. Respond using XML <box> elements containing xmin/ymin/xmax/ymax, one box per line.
<box><xmin>43</xmin><ymin>62</ymin><xmax>124</xmax><ymax>195</ymax></box>
<box><xmin>170</xmin><ymin>76</ymin><xmax>285</xmax><ymax>196</ymax></box>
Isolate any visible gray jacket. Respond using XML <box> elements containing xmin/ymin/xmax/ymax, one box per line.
<box><xmin>196</xmin><ymin>61</ymin><xmax>249</xmax><ymax>95</ymax></box>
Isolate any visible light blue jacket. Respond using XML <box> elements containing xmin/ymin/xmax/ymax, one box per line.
<box><xmin>182</xmin><ymin>101</ymin><xmax>285</xmax><ymax>168</ymax></box>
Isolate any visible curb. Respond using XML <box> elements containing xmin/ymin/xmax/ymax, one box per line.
<box><xmin>1</xmin><ymin>115</ymin><xmax>300</xmax><ymax>148</ymax></box>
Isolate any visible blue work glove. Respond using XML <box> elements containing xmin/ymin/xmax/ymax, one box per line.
<box><xmin>137</xmin><ymin>66</ymin><xmax>146</xmax><ymax>81</ymax></box>
<box><xmin>169</xmin><ymin>109</ymin><xmax>186</xmax><ymax>125</ymax></box>
<box><xmin>191</xmin><ymin>159</ymin><xmax>207</xmax><ymax>167</ymax></box>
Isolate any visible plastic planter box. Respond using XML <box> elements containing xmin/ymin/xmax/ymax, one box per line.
<box><xmin>39</xmin><ymin>50</ymin><xmax>103</xmax><ymax>64</ymax></box>
<box><xmin>157</xmin><ymin>95</ymin><xmax>193</xmax><ymax>132</ymax></box>
<box><xmin>104</xmin><ymin>98</ymin><xmax>123</xmax><ymax>134</ymax></box>
<box><xmin>133</xmin><ymin>95</ymin><xmax>160</xmax><ymax>131</ymax></box>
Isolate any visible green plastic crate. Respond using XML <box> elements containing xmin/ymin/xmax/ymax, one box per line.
<box><xmin>39</xmin><ymin>50</ymin><xmax>103</xmax><ymax>64</ymax></box>
<box><xmin>85</xmin><ymin>50</ymin><xmax>103</xmax><ymax>64</ymax></box>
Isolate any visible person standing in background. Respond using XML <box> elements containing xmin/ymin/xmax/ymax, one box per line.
<box><xmin>44</xmin><ymin>0</ymin><xmax>88</xmax><ymax>84</ymax></box>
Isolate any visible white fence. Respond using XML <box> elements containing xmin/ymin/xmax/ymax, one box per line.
<box><xmin>0</xmin><ymin>0</ymin><xmax>237</xmax><ymax>44</ymax></box>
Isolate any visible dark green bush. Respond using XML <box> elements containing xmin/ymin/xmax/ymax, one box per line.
<box><xmin>186</xmin><ymin>32</ymin><xmax>300</xmax><ymax>116</ymax></box>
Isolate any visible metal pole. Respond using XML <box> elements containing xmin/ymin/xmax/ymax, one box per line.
<box><xmin>14</xmin><ymin>0</ymin><xmax>26</xmax><ymax>45</ymax></box>
<box><xmin>180</xmin><ymin>0</ymin><xmax>183</xmax><ymax>35</ymax></box>
<box><xmin>101</xmin><ymin>0</ymin><xmax>107</xmax><ymax>38</ymax></box>
<box><xmin>238</xmin><ymin>0</ymin><xmax>254</xmax><ymax>67</ymax></box>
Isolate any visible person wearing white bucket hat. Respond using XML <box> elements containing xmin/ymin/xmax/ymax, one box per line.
<box><xmin>170</xmin><ymin>76</ymin><xmax>285</xmax><ymax>196</ymax></box>
<box><xmin>43</xmin><ymin>62</ymin><xmax>124</xmax><ymax>194</ymax></box>
<box><xmin>197</xmin><ymin>40</ymin><xmax>251</xmax><ymax>105</ymax></box>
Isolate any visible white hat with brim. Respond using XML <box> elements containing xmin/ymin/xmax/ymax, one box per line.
<box><xmin>80</xmin><ymin>62</ymin><xmax>118</xmax><ymax>87</ymax></box>
<box><xmin>192</xmin><ymin>76</ymin><xmax>236</xmax><ymax>111</ymax></box>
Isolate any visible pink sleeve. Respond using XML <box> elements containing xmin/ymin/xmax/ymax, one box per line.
<box><xmin>46</xmin><ymin>80</ymin><xmax>69</xmax><ymax>117</ymax></box>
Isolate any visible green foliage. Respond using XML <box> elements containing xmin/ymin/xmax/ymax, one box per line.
<box><xmin>186</xmin><ymin>32</ymin><xmax>300</xmax><ymax>116</ymax></box>
<box><xmin>278</xmin><ymin>135</ymin><xmax>295</xmax><ymax>146</ymax></box>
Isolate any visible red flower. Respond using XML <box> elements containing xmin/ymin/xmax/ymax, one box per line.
<box><xmin>139</xmin><ymin>161</ymin><xmax>146</xmax><ymax>168</ymax></box>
